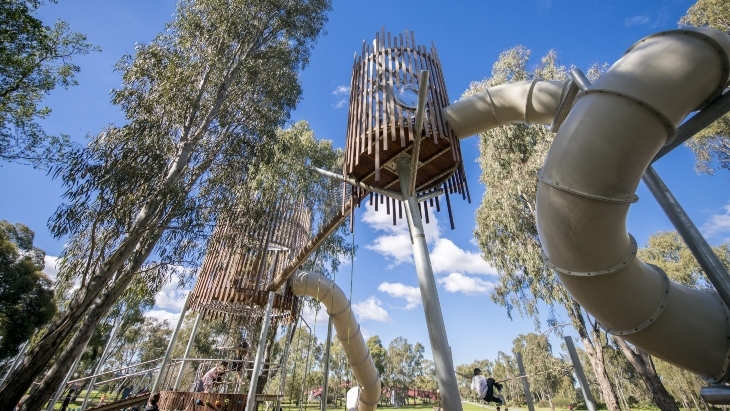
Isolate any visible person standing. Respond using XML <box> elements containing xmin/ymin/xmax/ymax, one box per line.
<box><xmin>59</xmin><ymin>388</ymin><xmax>75</xmax><ymax>411</ymax></box>
<box><xmin>145</xmin><ymin>392</ymin><xmax>160</xmax><ymax>411</ymax></box>
<box><xmin>471</xmin><ymin>368</ymin><xmax>505</xmax><ymax>406</ymax></box>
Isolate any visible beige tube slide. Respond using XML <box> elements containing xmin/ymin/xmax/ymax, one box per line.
<box><xmin>444</xmin><ymin>27</ymin><xmax>730</xmax><ymax>382</ymax></box>
<box><xmin>290</xmin><ymin>271</ymin><xmax>381</xmax><ymax>411</ymax></box>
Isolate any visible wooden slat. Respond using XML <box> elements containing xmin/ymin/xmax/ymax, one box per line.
<box><xmin>267</xmin><ymin>198</ymin><xmax>355</xmax><ymax>292</ymax></box>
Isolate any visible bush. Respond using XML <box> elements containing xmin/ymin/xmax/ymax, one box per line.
<box><xmin>535</xmin><ymin>397</ymin><xmax>572</xmax><ymax>408</ymax></box>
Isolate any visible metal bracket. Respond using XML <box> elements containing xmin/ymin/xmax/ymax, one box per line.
<box><xmin>551</xmin><ymin>79</ymin><xmax>580</xmax><ymax>133</ymax></box>
<box><xmin>539</xmin><ymin>172</ymin><xmax>639</xmax><ymax>204</ymax></box>
<box><xmin>599</xmin><ymin>264</ymin><xmax>670</xmax><ymax>336</ymax></box>
<box><xmin>543</xmin><ymin>234</ymin><xmax>638</xmax><ymax>277</ymax></box>
<box><xmin>408</xmin><ymin>70</ymin><xmax>431</xmax><ymax>196</ymax></box>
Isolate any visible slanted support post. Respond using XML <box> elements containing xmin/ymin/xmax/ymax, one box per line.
<box><xmin>515</xmin><ymin>352</ymin><xmax>535</xmax><ymax>411</ymax></box>
<box><xmin>395</xmin><ymin>155</ymin><xmax>462</xmax><ymax>411</ymax></box>
<box><xmin>247</xmin><ymin>291</ymin><xmax>276</xmax><ymax>411</ymax></box>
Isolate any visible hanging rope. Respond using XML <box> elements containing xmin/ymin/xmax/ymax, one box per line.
<box><xmin>345</xmin><ymin>226</ymin><xmax>356</xmax><ymax>396</ymax></box>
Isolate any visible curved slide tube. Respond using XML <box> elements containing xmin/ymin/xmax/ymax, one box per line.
<box><xmin>290</xmin><ymin>271</ymin><xmax>381</xmax><ymax>411</ymax></box>
<box><xmin>444</xmin><ymin>27</ymin><xmax>730</xmax><ymax>382</ymax></box>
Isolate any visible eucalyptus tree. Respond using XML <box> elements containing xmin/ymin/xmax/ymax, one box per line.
<box><xmin>0</xmin><ymin>221</ymin><xmax>56</xmax><ymax>363</ymax></box>
<box><xmin>415</xmin><ymin>359</ymin><xmax>438</xmax><ymax>393</ymax></box>
<box><xmin>635</xmin><ymin>231</ymin><xmax>730</xmax><ymax>410</ymax></box>
<box><xmin>281</xmin><ymin>327</ymin><xmax>323</xmax><ymax>404</ymax></box>
<box><xmin>653</xmin><ymin>358</ymin><xmax>709</xmax><ymax>411</ymax></box>
<box><xmin>679</xmin><ymin>0</ymin><xmax>730</xmax><ymax>174</ymax></box>
<box><xmin>602</xmin><ymin>340</ymin><xmax>652</xmax><ymax>410</ymax></box>
<box><xmin>365</xmin><ymin>335</ymin><xmax>388</xmax><ymax>383</ymax></box>
<box><xmin>0</xmin><ymin>0</ymin><xmax>97</xmax><ymax>166</ymax></box>
<box><xmin>0</xmin><ymin>0</ymin><xmax>332</xmax><ymax>408</ymax></box>
<box><xmin>512</xmin><ymin>333</ymin><xmax>571</xmax><ymax>411</ymax></box>
<box><xmin>466</xmin><ymin>47</ymin><xmax>675</xmax><ymax>411</ymax></box>
<box><xmin>492</xmin><ymin>352</ymin><xmax>522</xmax><ymax>405</ymax></box>
<box><xmin>386</xmin><ymin>337</ymin><xmax>422</xmax><ymax>404</ymax></box>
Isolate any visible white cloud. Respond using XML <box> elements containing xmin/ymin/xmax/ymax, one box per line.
<box><xmin>437</xmin><ymin>273</ymin><xmax>494</xmax><ymax>296</ymax></box>
<box><xmin>334</xmin><ymin>99</ymin><xmax>347</xmax><ymax>109</ymax></box>
<box><xmin>332</xmin><ymin>85</ymin><xmax>350</xmax><ymax>95</ymax></box>
<box><xmin>702</xmin><ymin>202</ymin><xmax>730</xmax><ymax>239</ymax></box>
<box><xmin>366</xmin><ymin>232</ymin><xmax>413</xmax><ymax>267</ymax></box>
<box><xmin>352</xmin><ymin>296</ymin><xmax>392</xmax><ymax>323</ymax></box>
<box><xmin>361</xmin><ymin>326</ymin><xmax>371</xmax><ymax>340</ymax></box>
<box><xmin>377</xmin><ymin>282</ymin><xmax>421</xmax><ymax>309</ymax></box>
<box><xmin>144</xmin><ymin>309</ymin><xmax>182</xmax><ymax>326</ymax></box>
<box><xmin>302</xmin><ymin>302</ymin><xmax>329</xmax><ymax>327</ymax></box>
<box><xmin>362</xmin><ymin>203</ymin><xmax>442</xmax><ymax>267</ymax></box>
<box><xmin>43</xmin><ymin>255</ymin><xmax>59</xmax><ymax>280</ymax></box>
<box><xmin>430</xmin><ymin>238</ymin><xmax>498</xmax><ymax>276</ymax></box>
<box><xmin>154</xmin><ymin>279</ymin><xmax>191</xmax><ymax>311</ymax></box>
<box><xmin>624</xmin><ymin>15</ymin><xmax>650</xmax><ymax>27</ymax></box>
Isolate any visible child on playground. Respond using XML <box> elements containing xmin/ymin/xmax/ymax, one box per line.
<box><xmin>202</xmin><ymin>361</ymin><xmax>229</xmax><ymax>393</ymax></box>
<box><xmin>471</xmin><ymin>368</ymin><xmax>505</xmax><ymax>407</ymax></box>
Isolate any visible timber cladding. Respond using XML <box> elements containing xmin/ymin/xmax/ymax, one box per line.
<box><xmin>188</xmin><ymin>196</ymin><xmax>310</xmax><ymax>321</ymax></box>
<box><xmin>344</xmin><ymin>28</ymin><xmax>467</xmax><ymax>194</ymax></box>
<box><xmin>157</xmin><ymin>391</ymin><xmax>281</xmax><ymax>411</ymax></box>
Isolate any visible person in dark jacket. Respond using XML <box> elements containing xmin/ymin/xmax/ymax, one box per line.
<box><xmin>145</xmin><ymin>392</ymin><xmax>160</xmax><ymax>411</ymax></box>
<box><xmin>60</xmin><ymin>388</ymin><xmax>75</xmax><ymax>411</ymax></box>
<box><xmin>471</xmin><ymin>368</ymin><xmax>505</xmax><ymax>406</ymax></box>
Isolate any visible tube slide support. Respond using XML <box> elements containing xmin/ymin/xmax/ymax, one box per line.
<box><xmin>81</xmin><ymin>315</ymin><xmax>122</xmax><ymax>410</ymax></box>
<box><xmin>151</xmin><ymin>292</ymin><xmax>190</xmax><ymax>394</ymax></box>
<box><xmin>46</xmin><ymin>338</ymin><xmax>90</xmax><ymax>411</ymax></box>
<box><xmin>515</xmin><ymin>352</ymin><xmax>536</xmax><ymax>411</ymax></box>
<box><xmin>322</xmin><ymin>317</ymin><xmax>334</xmax><ymax>411</ymax></box>
<box><xmin>564</xmin><ymin>337</ymin><xmax>597</xmax><ymax>411</ymax></box>
<box><xmin>173</xmin><ymin>312</ymin><xmax>201</xmax><ymax>390</ymax></box>
<box><xmin>290</xmin><ymin>271</ymin><xmax>381</xmax><ymax>411</ymax></box>
<box><xmin>395</xmin><ymin>155</ymin><xmax>462</xmax><ymax>411</ymax></box>
<box><xmin>642</xmin><ymin>166</ymin><xmax>730</xmax><ymax>310</ymax></box>
<box><xmin>247</xmin><ymin>291</ymin><xmax>276</xmax><ymax>411</ymax></box>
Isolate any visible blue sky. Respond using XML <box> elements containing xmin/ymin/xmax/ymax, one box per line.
<box><xmin>2</xmin><ymin>0</ymin><xmax>730</xmax><ymax>369</ymax></box>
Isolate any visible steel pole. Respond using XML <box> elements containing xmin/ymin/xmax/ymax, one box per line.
<box><xmin>173</xmin><ymin>312</ymin><xmax>201</xmax><ymax>390</ymax></box>
<box><xmin>81</xmin><ymin>315</ymin><xmax>123</xmax><ymax>410</ymax></box>
<box><xmin>321</xmin><ymin>317</ymin><xmax>334</xmax><ymax>411</ymax></box>
<box><xmin>150</xmin><ymin>292</ymin><xmax>191</xmax><ymax>393</ymax></box>
<box><xmin>643</xmin><ymin>165</ymin><xmax>730</xmax><ymax>309</ymax></box>
<box><xmin>46</xmin><ymin>338</ymin><xmax>90</xmax><ymax>411</ymax></box>
<box><xmin>276</xmin><ymin>320</ymin><xmax>297</xmax><ymax>411</ymax></box>
<box><xmin>515</xmin><ymin>352</ymin><xmax>535</xmax><ymax>411</ymax></box>
<box><xmin>394</xmin><ymin>156</ymin><xmax>462</xmax><ymax>411</ymax></box>
<box><xmin>564</xmin><ymin>336</ymin><xmax>597</xmax><ymax>411</ymax></box>
<box><xmin>1</xmin><ymin>341</ymin><xmax>28</xmax><ymax>386</ymax></box>
<box><xmin>247</xmin><ymin>291</ymin><xmax>277</xmax><ymax>411</ymax></box>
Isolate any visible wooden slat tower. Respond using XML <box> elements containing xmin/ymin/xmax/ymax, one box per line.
<box><xmin>344</xmin><ymin>29</ymin><xmax>469</xmax><ymax>215</ymax></box>
<box><xmin>188</xmin><ymin>195</ymin><xmax>312</xmax><ymax>325</ymax></box>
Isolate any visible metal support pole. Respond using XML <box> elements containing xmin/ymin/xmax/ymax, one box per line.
<box><xmin>276</xmin><ymin>320</ymin><xmax>297</xmax><ymax>411</ymax></box>
<box><xmin>81</xmin><ymin>315</ymin><xmax>122</xmax><ymax>410</ymax></box>
<box><xmin>564</xmin><ymin>336</ymin><xmax>597</xmax><ymax>411</ymax></box>
<box><xmin>247</xmin><ymin>291</ymin><xmax>276</xmax><ymax>411</ymax></box>
<box><xmin>643</xmin><ymin>165</ymin><xmax>730</xmax><ymax>309</ymax></box>
<box><xmin>394</xmin><ymin>156</ymin><xmax>462</xmax><ymax>411</ymax></box>
<box><xmin>150</xmin><ymin>292</ymin><xmax>191</xmax><ymax>394</ymax></box>
<box><xmin>47</xmin><ymin>337</ymin><xmax>92</xmax><ymax>411</ymax></box>
<box><xmin>515</xmin><ymin>352</ymin><xmax>535</xmax><ymax>411</ymax></box>
<box><xmin>321</xmin><ymin>317</ymin><xmax>334</xmax><ymax>411</ymax></box>
<box><xmin>173</xmin><ymin>312</ymin><xmax>201</xmax><ymax>390</ymax></box>
<box><xmin>1</xmin><ymin>341</ymin><xmax>28</xmax><ymax>386</ymax></box>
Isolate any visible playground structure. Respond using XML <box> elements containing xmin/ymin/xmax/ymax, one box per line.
<box><xmin>444</xmin><ymin>26</ymin><xmax>730</xmax><ymax>402</ymax></box>
<box><xmin>38</xmin><ymin>24</ymin><xmax>730</xmax><ymax>411</ymax></box>
<box><xmin>325</xmin><ymin>25</ymin><xmax>730</xmax><ymax>410</ymax></box>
